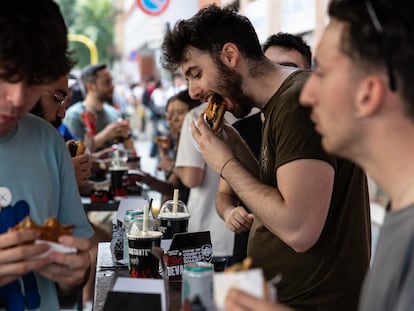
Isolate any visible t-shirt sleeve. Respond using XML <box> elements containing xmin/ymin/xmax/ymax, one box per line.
<box><xmin>175</xmin><ymin>109</ymin><xmax>205</xmax><ymax>169</ymax></box>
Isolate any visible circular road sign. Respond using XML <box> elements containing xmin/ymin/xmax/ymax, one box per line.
<box><xmin>136</xmin><ymin>0</ymin><xmax>170</xmax><ymax>16</ymax></box>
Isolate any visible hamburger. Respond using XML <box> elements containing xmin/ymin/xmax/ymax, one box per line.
<box><xmin>66</xmin><ymin>139</ymin><xmax>85</xmax><ymax>157</ymax></box>
<box><xmin>203</xmin><ymin>94</ymin><xmax>226</xmax><ymax>133</ymax></box>
<box><xmin>10</xmin><ymin>216</ymin><xmax>74</xmax><ymax>243</ymax></box>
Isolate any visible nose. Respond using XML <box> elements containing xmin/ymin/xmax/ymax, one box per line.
<box><xmin>187</xmin><ymin>81</ymin><xmax>203</xmax><ymax>101</ymax></box>
<box><xmin>56</xmin><ymin>104</ymin><xmax>66</xmax><ymax>118</ymax></box>
<box><xmin>299</xmin><ymin>75</ymin><xmax>316</xmax><ymax>107</ymax></box>
<box><xmin>4</xmin><ymin>83</ymin><xmax>34</xmax><ymax>108</ymax></box>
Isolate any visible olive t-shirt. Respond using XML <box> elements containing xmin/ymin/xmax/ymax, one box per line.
<box><xmin>248</xmin><ymin>70</ymin><xmax>371</xmax><ymax>311</ymax></box>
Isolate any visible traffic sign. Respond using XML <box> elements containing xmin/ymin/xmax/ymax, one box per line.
<box><xmin>136</xmin><ymin>0</ymin><xmax>170</xmax><ymax>16</ymax></box>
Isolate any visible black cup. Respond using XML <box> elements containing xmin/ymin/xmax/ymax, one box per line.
<box><xmin>159</xmin><ymin>216</ymin><xmax>189</xmax><ymax>239</ymax></box>
<box><xmin>127</xmin><ymin>231</ymin><xmax>163</xmax><ymax>278</ymax></box>
<box><xmin>110</xmin><ymin>168</ymin><xmax>128</xmax><ymax>200</ymax></box>
<box><xmin>212</xmin><ymin>257</ymin><xmax>227</xmax><ymax>272</ymax></box>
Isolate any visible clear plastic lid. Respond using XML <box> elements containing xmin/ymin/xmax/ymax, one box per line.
<box><xmin>127</xmin><ymin>219</ymin><xmax>160</xmax><ymax>238</ymax></box>
<box><xmin>159</xmin><ymin>199</ymin><xmax>190</xmax><ymax>220</ymax></box>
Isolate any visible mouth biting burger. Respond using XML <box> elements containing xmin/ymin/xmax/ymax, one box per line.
<box><xmin>203</xmin><ymin>94</ymin><xmax>226</xmax><ymax>133</ymax></box>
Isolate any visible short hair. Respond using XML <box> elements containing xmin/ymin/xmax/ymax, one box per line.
<box><xmin>329</xmin><ymin>0</ymin><xmax>414</xmax><ymax>118</ymax></box>
<box><xmin>80</xmin><ymin>63</ymin><xmax>107</xmax><ymax>87</ymax></box>
<box><xmin>161</xmin><ymin>4</ymin><xmax>264</xmax><ymax>72</ymax></box>
<box><xmin>166</xmin><ymin>89</ymin><xmax>200</xmax><ymax>111</ymax></box>
<box><xmin>262</xmin><ymin>33</ymin><xmax>312</xmax><ymax>68</ymax></box>
<box><xmin>0</xmin><ymin>0</ymin><xmax>74</xmax><ymax>85</ymax></box>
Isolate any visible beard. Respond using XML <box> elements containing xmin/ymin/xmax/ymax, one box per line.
<box><xmin>97</xmin><ymin>91</ymin><xmax>113</xmax><ymax>104</ymax></box>
<box><xmin>51</xmin><ymin>117</ymin><xmax>62</xmax><ymax>128</ymax></box>
<box><xmin>216</xmin><ymin>61</ymin><xmax>256</xmax><ymax>118</ymax></box>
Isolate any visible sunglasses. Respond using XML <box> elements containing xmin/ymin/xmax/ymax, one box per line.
<box><xmin>45</xmin><ymin>89</ymin><xmax>68</xmax><ymax>108</ymax></box>
<box><xmin>364</xmin><ymin>0</ymin><xmax>397</xmax><ymax>92</ymax></box>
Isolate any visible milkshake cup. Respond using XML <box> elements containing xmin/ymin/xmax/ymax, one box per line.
<box><xmin>127</xmin><ymin>221</ymin><xmax>163</xmax><ymax>278</ymax></box>
<box><xmin>158</xmin><ymin>199</ymin><xmax>190</xmax><ymax>239</ymax></box>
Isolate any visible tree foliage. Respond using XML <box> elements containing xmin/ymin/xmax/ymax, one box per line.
<box><xmin>55</xmin><ymin>0</ymin><xmax>114</xmax><ymax>69</ymax></box>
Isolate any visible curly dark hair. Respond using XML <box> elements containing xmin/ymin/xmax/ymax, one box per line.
<box><xmin>262</xmin><ymin>33</ymin><xmax>312</xmax><ymax>69</ymax></box>
<box><xmin>0</xmin><ymin>0</ymin><xmax>75</xmax><ymax>85</ymax></box>
<box><xmin>329</xmin><ymin>0</ymin><xmax>414</xmax><ymax>117</ymax></box>
<box><xmin>161</xmin><ymin>4</ymin><xmax>264</xmax><ymax>73</ymax></box>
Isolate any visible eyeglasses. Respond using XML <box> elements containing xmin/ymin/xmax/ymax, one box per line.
<box><xmin>45</xmin><ymin>89</ymin><xmax>68</xmax><ymax>108</ymax></box>
<box><xmin>364</xmin><ymin>0</ymin><xmax>397</xmax><ymax>92</ymax></box>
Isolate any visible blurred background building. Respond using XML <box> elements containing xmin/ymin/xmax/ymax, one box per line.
<box><xmin>111</xmin><ymin>0</ymin><xmax>329</xmax><ymax>86</ymax></box>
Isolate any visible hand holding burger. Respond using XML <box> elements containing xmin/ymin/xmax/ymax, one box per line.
<box><xmin>10</xmin><ymin>216</ymin><xmax>74</xmax><ymax>243</ymax></box>
<box><xmin>203</xmin><ymin>94</ymin><xmax>226</xmax><ymax>133</ymax></box>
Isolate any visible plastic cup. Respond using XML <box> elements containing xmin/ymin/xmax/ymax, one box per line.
<box><xmin>127</xmin><ymin>230</ymin><xmax>163</xmax><ymax>278</ymax></box>
<box><xmin>159</xmin><ymin>212</ymin><xmax>190</xmax><ymax>239</ymax></box>
<box><xmin>109</xmin><ymin>167</ymin><xmax>128</xmax><ymax>200</ymax></box>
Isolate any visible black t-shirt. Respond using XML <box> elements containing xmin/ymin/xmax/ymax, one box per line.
<box><xmin>248</xmin><ymin>70</ymin><xmax>371</xmax><ymax>311</ymax></box>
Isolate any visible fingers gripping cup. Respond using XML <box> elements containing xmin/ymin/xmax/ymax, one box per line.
<box><xmin>127</xmin><ymin>221</ymin><xmax>163</xmax><ymax>278</ymax></box>
<box><xmin>159</xmin><ymin>189</ymin><xmax>190</xmax><ymax>239</ymax></box>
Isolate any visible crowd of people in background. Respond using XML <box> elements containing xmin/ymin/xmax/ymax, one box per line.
<box><xmin>2</xmin><ymin>1</ymin><xmax>413</xmax><ymax>311</ymax></box>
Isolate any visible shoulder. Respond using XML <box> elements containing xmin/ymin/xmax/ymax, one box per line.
<box><xmin>103</xmin><ymin>103</ymin><xmax>121</xmax><ymax>116</ymax></box>
<box><xmin>21</xmin><ymin>115</ymin><xmax>67</xmax><ymax>151</ymax></box>
<box><xmin>65</xmin><ymin>102</ymin><xmax>84</xmax><ymax>116</ymax></box>
<box><xmin>284</xmin><ymin>70</ymin><xmax>311</xmax><ymax>95</ymax></box>
<box><xmin>25</xmin><ymin>114</ymin><xmax>56</xmax><ymax>132</ymax></box>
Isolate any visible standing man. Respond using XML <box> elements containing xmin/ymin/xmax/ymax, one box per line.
<box><xmin>227</xmin><ymin>1</ymin><xmax>414</xmax><ymax>310</ymax></box>
<box><xmin>300</xmin><ymin>1</ymin><xmax>414</xmax><ymax>310</ymax></box>
<box><xmin>218</xmin><ymin>33</ymin><xmax>313</xmax><ymax>263</ymax></box>
<box><xmin>161</xmin><ymin>4</ymin><xmax>370</xmax><ymax>310</ymax></box>
<box><xmin>0</xmin><ymin>1</ymin><xmax>93</xmax><ymax>310</ymax></box>
<box><xmin>64</xmin><ymin>63</ymin><xmax>134</xmax><ymax>152</ymax></box>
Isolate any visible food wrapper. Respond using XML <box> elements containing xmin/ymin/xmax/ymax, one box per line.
<box><xmin>213</xmin><ymin>258</ymin><xmax>277</xmax><ymax>310</ymax></box>
<box><xmin>33</xmin><ymin>240</ymin><xmax>77</xmax><ymax>258</ymax></box>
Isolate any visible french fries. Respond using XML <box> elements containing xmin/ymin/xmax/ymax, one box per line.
<box><xmin>225</xmin><ymin>257</ymin><xmax>252</xmax><ymax>272</ymax></box>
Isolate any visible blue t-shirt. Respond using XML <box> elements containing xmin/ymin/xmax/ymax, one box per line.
<box><xmin>57</xmin><ymin>123</ymin><xmax>76</xmax><ymax>141</ymax></box>
<box><xmin>0</xmin><ymin>114</ymin><xmax>93</xmax><ymax>311</ymax></box>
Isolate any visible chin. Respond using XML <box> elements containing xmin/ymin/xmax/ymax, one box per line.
<box><xmin>321</xmin><ymin>137</ymin><xmax>334</xmax><ymax>154</ymax></box>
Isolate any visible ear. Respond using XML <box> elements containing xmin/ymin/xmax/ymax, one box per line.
<box><xmin>85</xmin><ymin>81</ymin><xmax>96</xmax><ymax>93</ymax></box>
<box><xmin>219</xmin><ymin>43</ymin><xmax>239</xmax><ymax>68</ymax></box>
<box><xmin>355</xmin><ymin>75</ymin><xmax>386</xmax><ymax>118</ymax></box>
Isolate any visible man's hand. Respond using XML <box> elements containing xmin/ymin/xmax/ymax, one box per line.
<box><xmin>37</xmin><ymin>235</ymin><xmax>91</xmax><ymax>294</ymax></box>
<box><xmin>72</xmin><ymin>153</ymin><xmax>92</xmax><ymax>187</ymax></box>
<box><xmin>105</xmin><ymin>119</ymin><xmax>130</xmax><ymax>141</ymax></box>
<box><xmin>191</xmin><ymin>114</ymin><xmax>236</xmax><ymax>174</ymax></box>
<box><xmin>0</xmin><ymin>230</ymin><xmax>50</xmax><ymax>286</ymax></box>
<box><xmin>223</xmin><ymin>206</ymin><xmax>254</xmax><ymax>233</ymax></box>
<box><xmin>226</xmin><ymin>288</ymin><xmax>294</xmax><ymax>311</ymax></box>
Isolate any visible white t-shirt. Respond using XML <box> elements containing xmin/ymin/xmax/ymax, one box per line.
<box><xmin>175</xmin><ymin>103</ymin><xmax>234</xmax><ymax>257</ymax></box>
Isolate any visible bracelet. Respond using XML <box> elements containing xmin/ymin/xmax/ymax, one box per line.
<box><xmin>220</xmin><ymin>157</ymin><xmax>237</xmax><ymax>178</ymax></box>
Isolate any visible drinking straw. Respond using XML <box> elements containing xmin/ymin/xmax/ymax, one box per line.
<box><xmin>172</xmin><ymin>189</ymin><xmax>179</xmax><ymax>214</ymax></box>
<box><xmin>148</xmin><ymin>198</ymin><xmax>153</xmax><ymax>216</ymax></box>
<box><xmin>143</xmin><ymin>203</ymin><xmax>149</xmax><ymax>233</ymax></box>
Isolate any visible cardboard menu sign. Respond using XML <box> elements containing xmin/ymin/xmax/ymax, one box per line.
<box><xmin>164</xmin><ymin>231</ymin><xmax>212</xmax><ymax>281</ymax></box>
